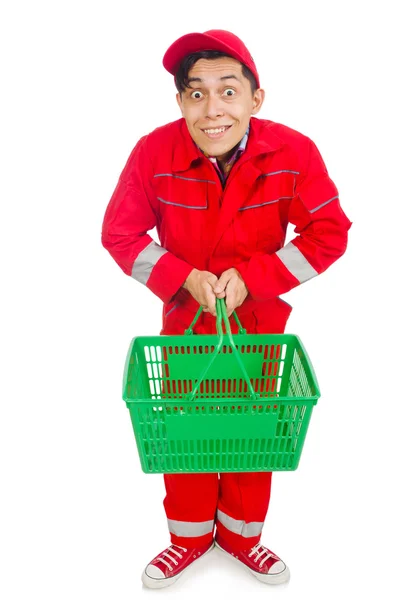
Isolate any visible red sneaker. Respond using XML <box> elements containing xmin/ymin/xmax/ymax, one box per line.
<box><xmin>142</xmin><ymin>541</ymin><xmax>215</xmax><ymax>588</ymax></box>
<box><xmin>215</xmin><ymin>535</ymin><xmax>290</xmax><ymax>584</ymax></box>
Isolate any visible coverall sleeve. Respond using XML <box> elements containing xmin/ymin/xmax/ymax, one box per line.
<box><xmin>101</xmin><ymin>137</ymin><xmax>194</xmax><ymax>304</ymax></box>
<box><xmin>235</xmin><ymin>138</ymin><xmax>352</xmax><ymax>301</ymax></box>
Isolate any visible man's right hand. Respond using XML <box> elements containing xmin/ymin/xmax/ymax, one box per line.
<box><xmin>183</xmin><ymin>269</ymin><xmax>219</xmax><ymax>316</ymax></box>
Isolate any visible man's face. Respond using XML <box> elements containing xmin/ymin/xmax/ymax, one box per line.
<box><xmin>176</xmin><ymin>56</ymin><xmax>264</xmax><ymax>160</ymax></box>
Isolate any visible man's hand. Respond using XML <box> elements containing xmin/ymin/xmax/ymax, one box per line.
<box><xmin>183</xmin><ymin>269</ymin><xmax>219</xmax><ymax>316</ymax></box>
<box><xmin>213</xmin><ymin>268</ymin><xmax>248</xmax><ymax>316</ymax></box>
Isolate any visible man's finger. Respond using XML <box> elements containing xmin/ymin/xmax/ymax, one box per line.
<box><xmin>225</xmin><ymin>279</ymin><xmax>248</xmax><ymax>316</ymax></box>
<box><xmin>213</xmin><ymin>270</ymin><xmax>232</xmax><ymax>294</ymax></box>
<box><xmin>226</xmin><ymin>303</ymin><xmax>236</xmax><ymax>317</ymax></box>
<box><xmin>204</xmin><ymin>284</ymin><xmax>217</xmax><ymax>316</ymax></box>
<box><xmin>207</xmin><ymin>301</ymin><xmax>217</xmax><ymax>316</ymax></box>
<box><xmin>225</xmin><ymin>291</ymin><xmax>237</xmax><ymax>316</ymax></box>
<box><xmin>207</xmin><ymin>273</ymin><xmax>219</xmax><ymax>288</ymax></box>
<box><xmin>224</xmin><ymin>277</ymin><xmax>240</xmax><ymax>316</ymax></box>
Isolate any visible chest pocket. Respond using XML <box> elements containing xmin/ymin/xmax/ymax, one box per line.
<box><xmin>153</xmin><ymin>173</ymin><xmax>214</xmax><ymax>210</ymax></box>
<box><xmin>152</xmin><ymin>173</ymin><xmax>216</xmax><ymax>259</ymax></box>
<box><xmin>236</xmin><ymin>170</ymin><xmax>298</xmax><ymax>251</ymax></box>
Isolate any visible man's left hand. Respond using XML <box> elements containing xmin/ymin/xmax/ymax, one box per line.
<box><xmin>213</xmin><ymin>268</ymin><xmax>248</xmax><ymax>316</ymax></box>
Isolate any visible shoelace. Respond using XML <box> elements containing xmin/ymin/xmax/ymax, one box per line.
<box><xmin>248</xmin><ymin>543</ymin><xmax>277</xmax><ymax>569</ymax></box>
<box><xmin>157</xmin><ymin>544</ymin><xmax>187</xmax><ymax>571</ymax></box>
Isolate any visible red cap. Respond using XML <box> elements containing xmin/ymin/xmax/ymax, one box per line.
<box><xmin>163</xmin><ymin>29</ymin><xmax>260</xmax><ymax>88</ymax></box>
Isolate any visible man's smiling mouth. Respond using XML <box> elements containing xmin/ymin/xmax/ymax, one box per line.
<box><xmin>201</xmin><ymin>125</ymin><xmax>232</xmax><ymax>137</ymax></box>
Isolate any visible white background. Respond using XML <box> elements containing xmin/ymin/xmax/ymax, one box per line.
<box><xmin>1</xmin><ymin>1</ymin><xmax>396</xmax><ymax>598</ymax></box>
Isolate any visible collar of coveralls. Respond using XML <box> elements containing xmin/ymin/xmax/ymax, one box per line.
<box><xmin>171</xmin><ymin>117</ymin><xmax>285</xmax><ymax>173</ymax></box>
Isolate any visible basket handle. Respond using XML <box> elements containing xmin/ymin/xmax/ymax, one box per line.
<box><xmin>187</xmin><ymin>298</ymin><xmax>257</xmax><ymax>401</ymax></box>
<box><xmin>184</xmin><ymin>301</ymin><xmax>246</xmax><ymax>335</ymax></box>
<box><xmin>218</xmin><ymin>299</ymin><xmax>257</xmax><ymax>400</ymax></box>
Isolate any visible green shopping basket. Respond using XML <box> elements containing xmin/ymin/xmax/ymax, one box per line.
<box><xmin>122</xmin><ymin>298</ymin><xmax>320</xmax><ymax>474</ymax></box>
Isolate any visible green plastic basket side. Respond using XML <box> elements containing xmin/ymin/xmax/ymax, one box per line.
<box><xmin>122</xmin><ymin>337</ymin><xmax>152</xmax><ymax>401</ymax></box>
<box><xmin>292</xmin><ymin>335</ymin><xmax>321</xmax><ymax>402</ymax></box>
<box><xmin>122</xmin><ymin>337</ymin><xmax>136</xmax><ymax>401</ymax></box>
<box><xmin>122</xmin><ymin>336</ymin><xmax>152</xmax><ymax>473</ymax></box>
<box><xmin>287</xmin><ymin>403</ymin><xmax>314</xmax><ymax>469</ymax></box>
<box><xmin>277</xmin><ymin>337</ymin><xmax>296</xmax><ymax>397</ymax></box>
<box><xmin>277</xmin><ymin>336</ymin><xmax>320</xmax><ymax>402</ymax></box>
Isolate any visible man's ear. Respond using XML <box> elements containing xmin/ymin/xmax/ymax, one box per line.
<box><xmin>176</xmin><ymin>92</ymin><xmax>184</xmax><ymax>115</ymax></box>
<box><xmin>251</xmin><ymin>88</ymin><xmax>265</xmax><ymax>115</ymax></box>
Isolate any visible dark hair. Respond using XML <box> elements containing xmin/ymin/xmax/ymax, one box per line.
<box><xmin>175</xmin><ymin>50</ymin><xmax>257</xmax><ymax>95</ymax></box>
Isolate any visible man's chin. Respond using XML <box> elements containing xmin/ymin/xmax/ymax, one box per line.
<box><xmin>200</xmin><ymin>140</ymin><xmax>237</xmax><ymax>158</ymax></box>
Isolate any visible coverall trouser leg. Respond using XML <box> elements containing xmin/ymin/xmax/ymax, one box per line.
<box><xmin>163</xmin><ymin>471</ymin><xmax>272</xmax><ymax>551</ymax></box>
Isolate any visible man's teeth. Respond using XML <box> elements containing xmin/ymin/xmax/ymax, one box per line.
<box><xmin>203</xmin><ymin>127</ymin><xmax>229</xmax><ymax>134</ymax></box>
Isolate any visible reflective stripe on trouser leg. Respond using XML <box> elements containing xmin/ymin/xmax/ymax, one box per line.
<box><xmin>276</xmin><ymin>242</ymin><xmax>318</xmax><ymax>283</ymax></box>
<box><xmin>216</xmin><ymin>510</ymin><xmax>264</xmax><ymax>538</ymax></box>
<box><xmin>167</xmin><ymin>519</ymin><xmax>214</xmax><ymax>538</ymax></box>
<box><xmin>131</xmin><ymin>241</ymin><xmax>168</xmax><ymax>285</ymax></box>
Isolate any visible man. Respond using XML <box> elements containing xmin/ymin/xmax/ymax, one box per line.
<box><xmin>102</xmin><ymin>30</ymin><xmax>351</xmax><ymax>589</ymax></box>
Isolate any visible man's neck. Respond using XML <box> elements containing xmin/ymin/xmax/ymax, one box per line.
<box><xmin>216</xmin><ymin>143</ymin><xmax>241</xmax><ymax>171</ymax></box>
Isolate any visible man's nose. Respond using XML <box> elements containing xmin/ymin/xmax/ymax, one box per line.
<box><xmin>205</xmin><ymin>95</ymin><xmax>224</xmax><ymax>120</ymax></box>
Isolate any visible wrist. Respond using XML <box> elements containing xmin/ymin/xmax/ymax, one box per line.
<box><xmin>182</xmin><ymin>268</ymin><xmax>198</xmax><ymax>290</ymax></box>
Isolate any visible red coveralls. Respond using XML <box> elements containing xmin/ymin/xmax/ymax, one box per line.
<box><xmin>102</xmin><ymin>116</ymin><xmax>351</xmax><ymax>551</ymax></box>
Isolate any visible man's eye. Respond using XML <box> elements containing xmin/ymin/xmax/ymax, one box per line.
<box><xmin>191</xmin><ymin>90</ymin><xmax>203</xmax><ymax>99</ymax></box>
<box><xmin>223</xmin><ymin>88</ymin><xmax>236</xmax><ymax>96</ymax></box>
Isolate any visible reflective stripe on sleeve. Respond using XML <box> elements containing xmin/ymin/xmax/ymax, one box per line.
<box><xmin>309</xmin><ymin>195</ymin><xmax>339</xmax><ymax>214</ymax></box>
<box><xmin>167</xmin><ymin>519</ymin><xmax>214</xmax><ymax>537</ymax></box>
<box><xmin>131</xmin><ymin>241</ymin><xmax>168</xmax><ymax>285</ymax></box>
<box><xmin>276</xmin><ymin>242</ymin><xmax>318</xmax><ymax>284</ymax></box>
<box><xmin>216</xmin><ymin>509</ymin><xmax>264</xmax><ymax>538</ymax></box>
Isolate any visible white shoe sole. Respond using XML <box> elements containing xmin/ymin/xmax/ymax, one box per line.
<box><xmin>215</xmin><ymin>540</ymin><xmax>290</xmax><ymax>585</ymax></box>
<box><xmin>141</xmin><ymin>542</ymin><xmax>215</xmax><ymax>589</ymax></box>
